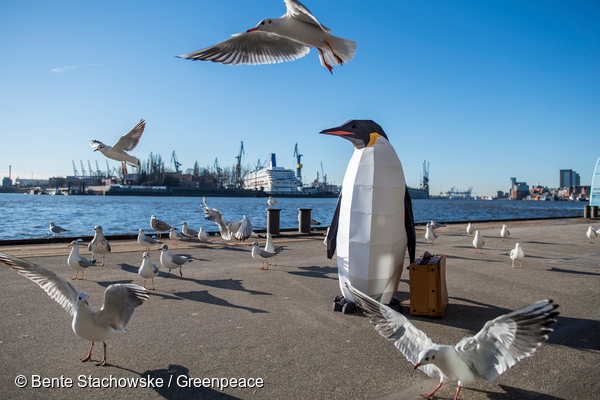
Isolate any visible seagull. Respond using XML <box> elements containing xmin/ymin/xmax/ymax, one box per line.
<box><xmin>68</xmin><ymin>241</ymin><xmax>96</xmax><ymax>280</ymax></box>
<box><xmin>265</xmin><ymin>233</ymin><xmax>283</xmax><ymax>265</ymax></box>
<box><xmin>177</xmin><ymin>0</ymin><xmax>356</xmax><ymax>74</ymax></box>
<box><xmin>90</xmin><ymin>119</ymin><xmax>145</xmax><ymax>176</ymax></box>
<box><xmin>425</xmin><ymin>223</ymin><xmax>437</xmax><ymax>246</ymax></box>
<box><xmin>49</xmin><ymin>222</ymin><xmax>68</xmax><ymax>238</ymax></box>
<box><xmin>0</xmin><ymin>253</ymin><xmax>148</xmax><ymax>366</ymax></box>
<box><xmin>159</xmin><ymin>244</ymin><xmax>191</xmax><ymax>278</ymax></box>
<box><xmin>139</xmin><ymin>252</ymin><xmax>159</xmax><ymax>290</ymax></box>
<box><xmin>169</xmin><ymin>227</ymin><xmax>185</xmax><ymax>245</ymax></box>
<box><xmin>268</xmin><ymin>196</ymin><xmax>276</xmax><ymax>208</ymax></box>
<box><xmin>430</xmin><ymin>220</ymin><xmax>445</xmax><ymax>231</ymax></box>
<box><xmin>252</xmin><ymin>242</ymin><xmax>276</xmax><ymax>270</ymax></box>
<box><xmin>200</xmin><ymin>197</ymin><xmax>241</xmax><ymax>241</ymax></box>
<box><xmin>473</xmin><ymin>231</ymin><xmax>485</xmax><ymax>254</ymax></box>
<box><xmin>347</xmin><ymin>283</ymin><xmax>558</xmax><ymax>400</ymax></box>
<box><xmin>150</xmin><ymin>215</ymin><xmax>173</xmax><ymax>239</ymax></box>
<box><xmin>500</xmin><ymin>224</ymin><xmax>510</xmax><ymax>242</ymax></box>
<box><xmin>180</xmin><ymin>222</ymin><xmax>199</xmax><ymax>242</ymax></box>
<box><xmin>510</xmin><ymin>243</ymin><xmax>525</xmax><ymax>269</ymax></box>
<box><xmin>466</xmin><ymin>223</ymin><xmax>474</xmax><ymax>237</ymax></box>
<box><xmin>138</xmin><ymin>229</ymin><xmax>160</xmax><ymax>252</ymax></box>
<box><xmin>586</xmin><ymin>226</ymin><xmax>597</xmax><ymax>243</ymax></box>
<box><xmin>88</xmin><ymin>225</ymin><xmax>111</xmax><ymax>266</ymax></box>
<box><xmin>197</xmin><ymin>227</ymin><xmax>211</xmax><ymax>247</ymax></box>
<box><xmin>235</xmin><ymin>215</ymin><xmax>253</xmax><ymax>241</ymax></box>
<box><xmin>311</xmin><ymin>218</ymin><xmax>321</xmax><ymax>226</ymax></box>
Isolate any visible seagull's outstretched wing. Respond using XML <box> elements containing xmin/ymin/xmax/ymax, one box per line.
<box><xmin>455</xmin><ymin>300</ymin><xmax>558</xmax><ymax>383</ymax></box>
<box><xmin>178</xmin><ymin>31</ymin><xmax>310</xmax><ymax>65</ymax></box>
<box><xmin>96</xmin><ymin>284</ymin><xmax>149</xmax><ymax>332</ymax></box>
<box><xmin>0</xmin><ymin>253</ymin><xmax>78</xmax><ymax>316</ymax></box>
<box><xmin>112</xmin><ymin>119</ymin><xmax>145</xmax><ymax>152</ymax></box>
<box><xmin>235</xmin><ymin>216</ymin><xmax>253</xmax><ymax>241</ymax></box>
<box><xmin>347</xmin><ymin>284</ymin><xmax>440</xmax><ymax>378</ymax></box>
<box><xmin>284</xmin><ymin>0</ymin><xmax>331</xmax><ymax>33</ymax></box>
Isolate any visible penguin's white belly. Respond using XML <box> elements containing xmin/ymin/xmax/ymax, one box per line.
<box><xmin>337</xmin><ymin>141</ymin><xmax>407</xmax><ymax>304</ymax></box>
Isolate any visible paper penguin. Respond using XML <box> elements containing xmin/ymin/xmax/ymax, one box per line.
<box><xmin>322</xmin><ymin>120</ymin><xmax>416</xmax><ymax>313</ymax></box>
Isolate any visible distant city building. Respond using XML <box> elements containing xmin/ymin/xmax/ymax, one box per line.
<box><xmin>14</xmin><ymin>178</ymin><xmax>50</xmax><ymax>187</ymax></box>
<box><xmin>2</xmin><ymin>177</ymin><xmax>12</xmax><ymax>188</ymax></box>
<box><xmin>560</xmin><ymin>169</ymin><xmax>580</xmax><ymax>188</ymax></box>
<box><xmin>510</xmin><ymin>177</ymin><xmax>529</xmax><ymax>200</ymax></box>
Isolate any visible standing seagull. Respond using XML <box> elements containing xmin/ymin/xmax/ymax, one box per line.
<box><xmin>265</xmin><ymin>233</ymin><xmax>283</xmax><ymax>265</ymax></box>
<box><xmin>138</xmin><ymin>229</ymin><xmax>160</xmax><ymax>252</ymax></box>
<box><xmin>429</xmin><ymin>220</ymin><xmax>444</xmax><ymax>231</ymax></box>
<box><xmin>0</xmin><ymin>253</ymin><xmax>148</xmax><ymax>366</ymax></box>
<box><xmin>180</xmin><ymin>222</ymin><xmax>199</xmax><ymax>242</ymax></box>
<box><xmin>473</xmin><ymin>231</ymin><xmax>485</xmax><ymax>254</ymax></box>
<box><xmin>268</xmin><ymin>196</ymin><xmax>276</xmax><ymax>209</ymax></box>
<box><xmin>139</xmin><ymin>252</ymin><xmax>159</xmax><ymax>290</ymax></box>
<box><xmin>177</xmin><ymin>0</ymin><xmax>356</xmax><ymax>74</ymax></box>
<box><xmin>586</xmin><ymin>226</ymin><xmax>597</xmax><ymax>243</ymax></box>
<box><xmin>197</xmin><ymin>227</ymin><xmax>211</xmax><ymax>247</ymax></box>
<box><xmin>252</xmin><ymin>242</ymin><xmax>276</xmax><ymax>270</ymax></box>
<box><xmin>425</xmin><ymin>223</ymin><xmax>438</xmax><ymax>246</ymax></box>
<box><xmin>347</xmin><ymin>283</ymin><xmax>558</xmax><ymax>400</ymax></box>
<box><xmin>90</xmin><ymin>119</ymin><xmax>145</xmax><ymax>176</ymax></box>
<box><xmin>500</xmin><ymin>224</ymin><xmax>510</xmax><ymax>242</ymax></box>
<box><xmin>88</xmin><ymin>225</ymin><xmax>111</xmax><ymax>266</ymax></box>
<box><xmin>49</xmin><ymin>222</ymin><xmax>68</xmax><ymax>238</ymax></box>
<box><xmin>466</xmin><ymin>223</ymin><xmax>474</xmax><ymax>237</ymax></box>
<box><xmin>169</xmin><ymin>228</ymin><xmax>184</xmax><ymax>245</ymax></box>
<box><xmin>510</xmin><ymin>243</ymin><xmax>525</xmax><ymax>269</ymax></box>
<box><xmin>150</xmin><ymin>215</ymin><xmax>173</xmax><ymax>239</ymax></box>
<box><xmin>67</xmin><ymin>241</ymin><xmax>96</xmax><ymax>280</ymax></box>
<box><xmin>159</xmin><ymin>244</ymin><xmax>191</xmax><ymax>278</ymax></box>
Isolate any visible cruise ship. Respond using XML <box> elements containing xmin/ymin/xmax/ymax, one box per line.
<box><xmin>243</xmin><ymin>154</ymin><xmax>300</xmax><ymax>194</ymax></box>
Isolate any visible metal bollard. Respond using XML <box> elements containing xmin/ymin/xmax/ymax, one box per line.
<box><xmin>584</xmin><ymin>205</ymin><xmax>591</xmax><ymax>218</ymax></box>
<box><xmin>266</xmin><ymin>208</ymin><xmax>281</xmax><ymax>235</ymax></box>
<box><xmin>298</xmin><ymin>208</ymin><xmax>312</xmax><ymax>233</ymax></box>
<box><xmin>592</xmin><ymin>206</ymin><xmax>598</xmax><ymax>219</ymax></box>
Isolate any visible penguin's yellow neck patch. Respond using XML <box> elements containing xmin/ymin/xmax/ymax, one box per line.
<box><xmin>366</xmin><ymin>132</ymin><xmax>383</xmax><ymax>147</ymax></box>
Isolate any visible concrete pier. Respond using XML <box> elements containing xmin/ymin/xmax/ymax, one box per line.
<box><xmin>0</xmin><ymin>218</ymin><xmax>598</xmax><ymax>399</ymax></box>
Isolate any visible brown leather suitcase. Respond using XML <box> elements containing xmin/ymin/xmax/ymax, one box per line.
<box><xmin>408</xmin><ymin>253</ymin><xmax>448</xmax><ymax>317</ymax></box>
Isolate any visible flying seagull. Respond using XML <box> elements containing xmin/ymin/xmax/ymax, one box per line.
<box><xmin>200</xmin><ymin>197</ymin><xmax>241</xmax><ymax>241</ymax></box>
<box><xmin>347</xmin><ymin>283</ymin><xmax>558</xmax><ymax>400</ymax></box>
<box><xmin>177</xmin><ymin>0</ymin><xmax>356</xmax><ymax>74</ymax></box>
<box><xmin>90</xmin><ymin>119</ymin><xmax>145</xmax><ymax>175</ymax></box>
<box><xmin>0</xmin><ymin>253</ymin><xmax>148</xmax><ymax>366</ymax></box>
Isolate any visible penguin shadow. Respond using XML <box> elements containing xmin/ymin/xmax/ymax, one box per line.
<box><xmin>172</xmin><ymin>290</ymin><xmax>268</xmax><ymax>314</ymax></box>
<box><xmin>287</xmin><ymin>265</ymin><xmax>337</xmax><ymax>280</ymax></box>
<box><xmin>548</xmin><ymin>267</ymin><xmax>600</xmax><ymax>276</ymax></box>
<box><xmin>141</xmin><ymin>364</ymin><xmax>242</xmax><ymax>400</ymax></box>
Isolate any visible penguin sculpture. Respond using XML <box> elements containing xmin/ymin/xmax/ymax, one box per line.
<box><xmin>322</xmin><ymin>120</ymin><xmax>416</xmax><ymax>314</ymax></box>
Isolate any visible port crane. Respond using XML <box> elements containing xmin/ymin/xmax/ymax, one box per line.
<box><xmin>421</xmin><ymin>160</ymin><xmax>429</xmax><ymax>192</ymax></box>
<box><xmin>72</xmin><ymin>161</ymin><xmax>79</xmax><ymax>178</ymax></box>
<box><xmin>80</xmin><ymin>161</ymin><xmax>87</xmax><ymax>177</ymax></box>
<box><xmin>320</xmin><ymin>162</ymin><xmax>327</xmax><ymax>185</ymax></box>
<box><xmin>171</xmin><ymin>151</ymin><xmax>182</xmax><ymax>174</ymax></box>
<box><xmin>293</xmin><ymin>143</ymin><xmax>303</xmax><ymax>188</ymax></box>
<box><xmin>234</xmin><ymin>141</ymin><xmax>244</xmax><ymax>188</ymax></box>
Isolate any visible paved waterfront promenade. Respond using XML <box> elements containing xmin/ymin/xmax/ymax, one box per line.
<box><xmin>0</xmin><ymin>218</ymin><xmax>599</xmax><ymax>399</ymax></box>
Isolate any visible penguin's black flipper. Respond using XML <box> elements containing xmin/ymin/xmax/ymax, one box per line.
<box><xmin>404</xmin><ymin>185</ymin><xmax>417</xmax><ymax>264</ymax></box>
<box><xmin>326</xmin><ymin>192</ymin><xmax>342</xmax><ymax>259</ymax></box>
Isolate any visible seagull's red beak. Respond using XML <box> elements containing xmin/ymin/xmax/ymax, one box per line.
<box><xmin>246</xmin><ymin>27</ymin><xmax>258</xmax><ymax>32</ymax></box>
<box><xmin>414</xmin><ymin>363</ymin><xmax>421</xmax><ymax>370</ymax></box>
<box><xmin>93</xmin><ymin>148</ymin><xmax>99</xmax><ymax>152</ymax></box>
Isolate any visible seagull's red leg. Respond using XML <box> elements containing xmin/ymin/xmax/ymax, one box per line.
<box><xmin>453</xmin><ymin>383</ymin><xmax>462</xmax><ymax>400</ymax></box>
<box><xmin>72</xmin><ymin>271</ymin><xmax>78</xmax><ymax>280</ymax></box>
<box><xmin>96</xmin><ymin>342</ymin><xmax>107</xmax><ymax>366</ymax></box>
<box><xmin>143</xmin><ymin>279</ymin><xmax>147</xmax><ymax>288</ymax></box>
<box><xmin>273</xmin><ymin>258</ymin><xmax>277</xmax><ymax>266</ymax></box>
<box><xmin>79</xmin><ymin>270</ymin><xmax>84</xmax><ymax>280</ymax></box>
<box><xmin>179</xmin><ymin>266</ymin><xmax>183</xmax><ymax>277</ymax></box>
<box><xmin>317</xmin><ymin>48</ymin><xmax>333</xmax><ymax>74</ymax></box>
<box><xmin>150</xmin><ymin>279</ymin><xmax>155</xmax><ymax>290</ymax></box>
<box><xmin>81</xmin><ymin>342</ymin><xmax>94</xmax><ymax>362</ymax></box>
<box><xmin>325</xmin><ymin>41</ymin><xmax>344</xmax><ymax>65</ymax></box>
<box><xmin>421</xmin><ymin>381</ymin><xmax>443</xmax><ymax>399</ymax></box>
<box><xmin>166</xmin><ymin>270</ymin><xmax>170</xmax><ymax>278</ymax></box>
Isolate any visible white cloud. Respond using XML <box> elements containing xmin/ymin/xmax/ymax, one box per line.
<box><xmin>51</xmin><ymin>65</ymin><xmax>75</xmax><ymax>73</ymax></box>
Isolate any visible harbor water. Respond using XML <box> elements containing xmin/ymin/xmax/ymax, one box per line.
<box><xmin>0</xmin><ymin>193</ymin><xmax>584</xmax><ymax>240</ymax></box>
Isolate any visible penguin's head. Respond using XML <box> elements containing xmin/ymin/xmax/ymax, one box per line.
<box><xmin>320</xmin><ymin>120</ymin><xmax>389</xmax><ymax>149</ymax></box>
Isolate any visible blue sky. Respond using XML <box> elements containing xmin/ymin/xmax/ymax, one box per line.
<box><xmin>0</xmin><ymin>0</ymin><xmax>598</xmax><ymax>197</ymax></box>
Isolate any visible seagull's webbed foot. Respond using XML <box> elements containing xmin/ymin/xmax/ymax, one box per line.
<box><xmin>81</xmin><ymin>342</ymin><xmax>94</xmax><ymax>362</ymax></box>
<box><xmin>95</xmin><ymin>343</ymin><xmax>108</xmax><ymax>366</ymax></box>
<box><xmin>325</xmin><ymin>41</ymin><xmax>344</xmax><ymax>65</ymax></box>
<box><xmin>317</xmin><ymin>48</ymin><xmax>334</xmax><ymax>74</ymax></box>
<box><xmin>420</xmin><ymin>381</ymin><xmax>443</xmax><ymax>399</ymax></box>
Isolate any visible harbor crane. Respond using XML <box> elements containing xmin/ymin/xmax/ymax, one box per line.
<box><xmin>72</xmin><ymin>160</ymin><xmax>79</xmax><ymax>178</ymax></box>
<box><xmin>213</xmin><ymin>158</ymin><xmax>222</xmax><ymax>187</ymax></box>
<box><xmin>80</xmin><ymin>161</ymin><xmax>87</xmax><ymax>177</ymax></box>
<box><xmin>106</xmin><ymin>161</ymin><xmax>112</xmax><ymax>178</ymax></box>
<box><xmin>234</xmin><ymin>141</ymin><xmax>244</xmax><ymax>188</ymax></box>
<box><xmin>293</xmin><ymin>143</ymin><xmax>303</xmax><ymax>188</ymax></box>
<box><xmin>95</xmin><ymin>161</ymin><xmax>102</xmax><ymax>177</ymax></box>
<box><xmin>320</xmin><ymin>161</ymin><xmax>327</xmax><ymax>185</ymax></box>
<box><xmin>88</xmin><ymin>160</ymin><xmax>95</xmax><ymax>178</ymax></box>
<box><xmin>171</xmin><ymin>151</ymin><xmax>182</xmax><ymax>174</ymax></box>
<box><xmin>422</xmin><ymin>160</ymin><xmax>429</xmax><ymax>192</ymax></box>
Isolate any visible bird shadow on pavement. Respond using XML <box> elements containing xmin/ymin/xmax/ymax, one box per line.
<box><xmin>287</xmin><ymin>265</ymin><xmax>337</xmax><ymax>280</ymax></box>
<box><xmin>524</xmin><ymin>241</ymin><xmax>576</xmax><ymax>246</ymax></box>
<box><xmin>445</xmin><ymin>254</ymin><xmax>504</xmax><ymax>263</ymax></box>
<box><xmin>548</xmin><ymin>267</ymin><xmax>600</xmax><ymax>276</ymax></box>
<box><xmin>173</xmin><ymin>290</ymin><xmax>268</xmax><ymax>314</ymax></box>
<box><xmin>464</xmin><ymin>385</ymin><xmax>564</xmax><ymax>399</ymax></box>
<box><xmin>96</xmin><ymin>279</ymin><xmax>134</xmax><ymax>288</ymax></box>
<box><xmin>192</xmin><ymin>278</ymin><xmax>272</xmax><ymax>295</ymax></box>
<box><xmin>141</xmin><ymin>364</ymin><xmax>242</xmax><ymax>400</ymax></box>
<box><xmin>119</xmin><ymin>263</ymin><xmax>139</xmax><ymax>274</ymax></box>
<box><xmin>217</xmin><ymin>246</ymin><xmax>252</xmax><ymax>253</ymax></box>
